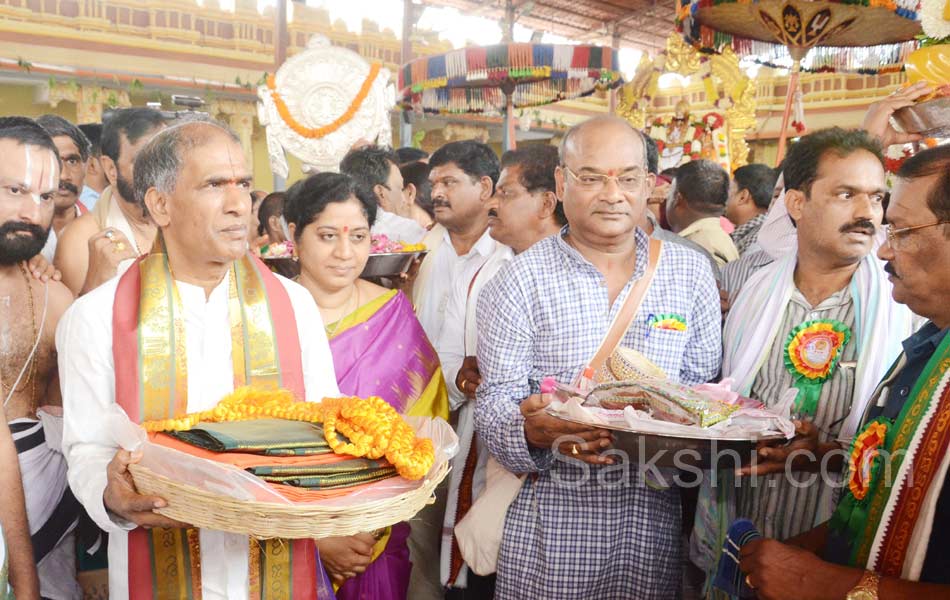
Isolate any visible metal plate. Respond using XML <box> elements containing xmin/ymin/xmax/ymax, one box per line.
<box><xmin>360</xmin><ymin>251</ymin><xmax>427</xmax><ymax>279</ymax></box>
<box><xmin>893</xmin><ymin>97</ymin><xmax>950</xmax><ymax>137</ymax></box>
<box><xmin>551</xmin><ymin>412</ymin><xmax>784</xmax><ymax>469</ymax></box>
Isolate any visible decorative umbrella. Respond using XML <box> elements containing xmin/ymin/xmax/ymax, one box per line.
<box><xmin>398</xmin><ymin>43</ymin><xmax>623</xmax><ymax>151</ymax></box>
<box><xmin>677</xmin><ymin>0</ymin><xmax>922</xmax><ymax>160</ymax></box>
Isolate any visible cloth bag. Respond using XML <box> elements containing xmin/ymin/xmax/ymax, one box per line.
<box><xmin>454</xmin><ymin>238</ymin><xmax>664</xmax><ymax>575</ymax></box>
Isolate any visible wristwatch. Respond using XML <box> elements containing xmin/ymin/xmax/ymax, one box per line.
<box><xmin>846</xmin><ymin>571</ymin><xmax>881</xmax><ymax>600</ymax></box>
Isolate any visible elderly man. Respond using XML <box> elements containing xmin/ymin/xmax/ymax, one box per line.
<box><xmin>475</xmin><ymin>116</ymin><xmax>721</xmax><ymax>599</ymax></box>
<box><xmin>57</xmin><ymin>121</ymin><xmax>340</xmax><ymax>599</ymax></box>
<box><xmin>0</xmin><ymin>116</ymin><xmax>65</xmax><ymax>600</ymax></box>
<box><xmin>55</xmin><ymin>107</ymin><xmax>165</xmax><ymax>295</ymax></box>
<box><xmin>734</xmin><ymin>144</ymin><xmax>950</xmax><ymax>600</ymax></box>
<box><xmin>692</xmin><ymin>128</ymin><xmax>920</xmax><ymax>582</ymax></box>
<box><xmin>439</xmin><ymin>144</ymin><xmax>564</xmax><ymax>598</ymax></box>
<box><xmin>666</xmin><ymin>159</ymin><xmax>739</xmax><ymax>267</ymax></box>
<box><xmin>726</xmin><ymin>163</ymin><xmax>777</xmax><ymax>255</ymax></box>
<box><xmin>340</xmin><ymin>145</ymin><xmax>426</xmax><ymax>243</ymax></box>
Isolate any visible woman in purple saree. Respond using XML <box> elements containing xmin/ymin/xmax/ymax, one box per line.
<box><xmin>284</xmin><ymin>171</ymin><xmax>449</xmax><ymax>600</ymax></box>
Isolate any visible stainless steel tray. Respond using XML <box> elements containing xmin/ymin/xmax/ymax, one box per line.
<box><xmin>551</xmin><ymin>412</ymin><xmax>784</xmax><ymax>470</ymax></box>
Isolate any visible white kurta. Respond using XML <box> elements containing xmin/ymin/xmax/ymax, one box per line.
<box><xmin>371</xmin><ymin>208</ymin><xmax>427</xmax><ymax>244</ymax></box>
<box><xmin>414</xmin><ymin>228</ymin><xmax>496</xmax><ymax>345</ymax></box>
<box><xmin>56</xmin><ymin>268</ymin><xmax>339</xmax><ymax>600</ymax></box>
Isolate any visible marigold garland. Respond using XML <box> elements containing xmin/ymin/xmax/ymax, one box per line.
<box><xmin>266</xmin><ymin>62</ymin><xmax>382</xmax><ymax>140</ymax></box>
<box><xmin>142</xmin><ymin>387</ymin><xmax>435</xmax><ymax>481</ymax></box>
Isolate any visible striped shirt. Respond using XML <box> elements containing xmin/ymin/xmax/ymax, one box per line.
<box><xmin>721</xmin><ymin>249</ymin><xmax>774</xmax><ymax>302</ymax></box>
<box><xmin>475</xmin><ymin>227</ymin><xmax>722</xmax><ymax>599</ymax></box>
<box><xmin>736</xmin><ymin>285</ymin><xmax>856</xmax><ymax>541</ymax></box>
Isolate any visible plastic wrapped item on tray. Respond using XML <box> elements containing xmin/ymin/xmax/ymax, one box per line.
<box><xmin>584</xmin><ymin>377</ymin><xmax>739</xmax><ymax>428</ymax></box>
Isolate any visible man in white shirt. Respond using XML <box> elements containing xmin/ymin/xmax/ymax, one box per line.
<box><xmin>412</xmin><ymin>141</ymin><xmax>499</xmax><ymax>344</ymax></box>
<box><xmin>57</xmin><ymin>120</ymin><xmax>340</xmax><ymax>600</ymax></box>
<box><xmin>36</xmin><ymin>115</ymin><xmax>91</xmax><ymax>263</ymax></box>
<box><xmin>77</xmin><ymin>124</ymin><xmax>106</xmax><ymax>212</ymax></box>
<box><xmin>405</xmin><ymin>140</ymin><xmax>499</xmax><ymax>600</ymax></box>
<box><xmin>439</xmin><ymin>144</ymin><xmax>565</xmax><ymax>599</ymax></box>
<box><xmin>339</xmin><ymin>145</ymin><xmax>426</xmax><ymax>244</ymax></box>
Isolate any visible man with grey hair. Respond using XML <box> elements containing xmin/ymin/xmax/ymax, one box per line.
<box><xmin>57</xmin><ymin>120</ymin><xmax>341</xmax><ymax>599</ymax></box>
<box><xmin>474</xmin><ymin>116</ymin><xmax>721</xmax><ymax>598</ymax></box>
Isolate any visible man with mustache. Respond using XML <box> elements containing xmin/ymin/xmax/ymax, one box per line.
<box><xmin>691</xmin><ymin>128</ymin><xmax>920</xmax><ymax>583</ymax></box>
<box><xmin>54</xmin><ymin>108</ymin><xmax>166</xmax><ymax>295</ymax></box>
<box><xmin>438</xmin><ymin>144</ymin><xmax>564</xmax><ymax>598</ymax></box>
<box><xmin>475</xmin><ymin>117</ymin><xmax>721</xmax><ymax>599</ymax></box>
<box><xmin>407</xmin><ymin>140</ymin><xmax>501</xmax><ymax>600</ymax></box>
<box><xmin>0</xmin><ymin>117</ymin><xmax>80</xmax><ymax>599</ymax></box>
<box><xmin>733</xmin><ymin>143</ymin><xmax>950</xmax><ymax>600</ymax></box>
<box><xmin>57</xmin><ymin>120</ymin><xmax>340</xmax><ymax>600</ymax></box>
<box><xmin>35</xmin><ymin>115</ymin><xmax>91</xmax><ymax>263</ymax></box>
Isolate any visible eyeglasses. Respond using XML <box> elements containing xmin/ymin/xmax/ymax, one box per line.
<box><xmin>562</xmin><ymin>165</ymin><xmax>647</xmax><ymax>193</ymax></box>
<box><xmin>884</xmin><ymin>220</ymin><xmax>950</xmax><ymax>248</ymax></box>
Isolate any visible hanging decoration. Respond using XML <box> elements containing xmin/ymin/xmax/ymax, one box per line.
<box><xmin>258</xmin><ymin>36</ymin><xmax>393</xmax><ymax>176</ymax></box>
<box><xmin>398</xmin><ymin>43</ymin><xmax>623</xmax><ymax>115</ymax></box>
<box><xmin>676</xmin><ymin>0</ymin><xmax>922</xmax><ymax>161</ymax></box>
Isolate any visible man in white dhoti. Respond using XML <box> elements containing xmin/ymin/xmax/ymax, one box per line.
<box><xmin>0</xmin><ymin>116</ymin><xmax>76</xmax><ymax>600</ymax></box>
<box><xmin>58</xmin><ymin>121</ymin><xmax>340</xmax><ymax>600</ymax></box>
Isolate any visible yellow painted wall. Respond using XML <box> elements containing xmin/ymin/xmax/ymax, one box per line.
<box><xmin>0</xmin><ymin>83</ymin><xmax>297</xmax><ymax>191</ymax></box>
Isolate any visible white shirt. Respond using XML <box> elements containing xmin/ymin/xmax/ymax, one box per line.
<box><xmin>415</xmin><ymin>228</ymin><xmax>496</xmax><ymax>346</ymax></box>
<box><xmin>57</xmin><ymin>269</ymin><xmax>339</xmax><ymax>600</ymax></box>
<box><xmin>371</xmin><ymin>208</ymin><xmax>427</xmax><ymax>244</ymax></box>
<box><xmin>436</xmin><ymin>244</ymin><xmax>513</xmax><ymax>411</ymax></box>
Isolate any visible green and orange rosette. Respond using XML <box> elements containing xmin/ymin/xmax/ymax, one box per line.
<box><xmin>648</xmin><ymin>313</ymin><xmax>688</xmax><ymax>332</ymax></box>
<box><xmin>848</xmin><ymin>421</ymin><xmax>889</xmax><ymax>501</ymax></box>
<box><xmin>829</xmin><ymin>418</ymin><xmax>891</xmax><ymax>543</ymax></box>
<box><xmin>783</xmin><ymin>319</ymin><xmax>852</xmax><ymax>416</ymax></box>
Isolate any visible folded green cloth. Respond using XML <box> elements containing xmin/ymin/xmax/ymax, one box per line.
<box><xmin>169</xmin><ymin>419</ymin><xmax>342</xmax><ymax>456</ymax></box>
<box><xmin>257</xmin><ymin>467</ymin><xmax>398</xmax><ymax>489</ymax></box>
<box><xmin>247</xmin><ymin>457</ymin><xmax>391</xmax><ymax>477</ymax></box>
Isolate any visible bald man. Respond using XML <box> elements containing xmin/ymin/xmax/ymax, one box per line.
<box><xmin>474</xmin><ymin>117</ymin><xmax>721</xmax><ymax>599</ymax></box>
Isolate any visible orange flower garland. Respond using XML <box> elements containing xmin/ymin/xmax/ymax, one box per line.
<box><xmin>266</xmin><ymin>62</ymin><xmax>382</xmax><ymax>140</ymax></box>
<box><xmin>142</xmin><ymin>387</ymin><xmax>435</xmax><ymax>481</ymax></box>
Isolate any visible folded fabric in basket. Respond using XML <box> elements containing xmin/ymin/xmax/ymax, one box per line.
<box><xmin>249</xmin><ymin>458</ymin><xmax>398</xmax><ymax>489</ymax></box>
<box><xmin>168</xmin><ymin>418</ymin><xmax>339</xmax><ymax>456</ymax></box>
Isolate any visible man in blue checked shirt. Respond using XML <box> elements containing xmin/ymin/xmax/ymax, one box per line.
<box><xmin>474</xmin><ymin>116</ymin><xmax>721</xmax><ymax>599</ymax></box>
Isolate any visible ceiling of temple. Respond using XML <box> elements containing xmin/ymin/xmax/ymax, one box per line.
<box><xmin>420</xmin><ymin>0</ymin><xmax>676</xmax><ymax>52</ymax></box>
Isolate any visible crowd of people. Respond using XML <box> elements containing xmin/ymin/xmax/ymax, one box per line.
<box><xmin>0</xmin><ymin>77</ymin><xmax>948</xmax><ymax>600</ymax></box>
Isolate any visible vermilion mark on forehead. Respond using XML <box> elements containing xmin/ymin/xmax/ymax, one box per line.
<box><xmin>343</xmin><ymin>226</ymin><xmax>349</xmax><ymax>233</ymax></box>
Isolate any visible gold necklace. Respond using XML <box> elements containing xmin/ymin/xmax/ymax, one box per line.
<box><xmin>1</xmin><ymin>264</ymin><xmax>38</xmax><ymax>409</ymax></box>
<box><xmin>323</xmin><ymin>285</ymin><xmax>359</xmax><ymax>338</ymax></box>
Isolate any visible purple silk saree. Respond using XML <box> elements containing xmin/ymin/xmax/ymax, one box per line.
<box><xmin>328</xmin><ymin>290</ymin><xmax>447</xmax><ymax>600</ymax></box>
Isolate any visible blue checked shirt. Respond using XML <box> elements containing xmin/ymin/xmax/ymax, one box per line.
<box><xmin>475</xmin><ymin>227</ymin><xmax>721</xmax><ymax>599</ymax></box>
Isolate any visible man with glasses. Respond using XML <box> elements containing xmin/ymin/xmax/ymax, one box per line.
<box><xmin>735</xmin><ymin>143</ymin><xmax>950</xmax><ymax>600</ymax></box>
<box><xmin>692</xmin><ymin>128</ymin><xmax>920</xmax><ymax>584</ymax></box>
<box><xmin>474</xmin><ymin>116</ymin><xmax>721</xmax><ymax>599</ymax></box>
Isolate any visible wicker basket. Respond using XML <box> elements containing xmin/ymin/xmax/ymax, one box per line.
<box><xmin>129</xmin><ymin>459</ymin><xmax>449</xmax><ymax>539</ymax></box>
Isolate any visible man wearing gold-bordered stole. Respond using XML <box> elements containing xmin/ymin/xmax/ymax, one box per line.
<box><xmin>57</xmin><ymin>121</ymin><xmax>340</xmax><ymax>599</ymax></box>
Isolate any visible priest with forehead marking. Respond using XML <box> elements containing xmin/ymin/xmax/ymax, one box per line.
<box><xmin>57</xmin><ymin>120</ymin><xmax>340</xmax><ymax>600</ymax></box>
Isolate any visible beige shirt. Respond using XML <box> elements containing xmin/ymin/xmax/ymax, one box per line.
<box><xmin>678</xmin><ymin>217</ymin><xmax>739</xmax><ymax>267</ymax></box>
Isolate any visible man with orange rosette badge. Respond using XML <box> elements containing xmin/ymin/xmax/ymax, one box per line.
<box><xmin>728</xmin><ymin>144</ymin><xmax>950</xmax><ymax>600</ymax></box>
<box><xmin>57</xmin><ymin>121</ymin><xmax>341</xmax><ymax>599</ymax></box>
